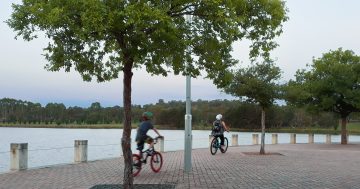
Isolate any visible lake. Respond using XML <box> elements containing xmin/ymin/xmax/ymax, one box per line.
<box><xmin>1</xmin><ymin>127</ymin><xmax>359</xmax><ymax>173</ymax></box>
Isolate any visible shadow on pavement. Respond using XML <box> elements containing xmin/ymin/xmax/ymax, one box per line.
<box><xmin>90</xmin><ymin>184</ymin><xmax>175</xmax><ymax>189</ymax></box>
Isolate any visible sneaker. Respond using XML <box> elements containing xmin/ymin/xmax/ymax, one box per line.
<box><xmin>141</xmin><ymin>158</ymin><xmax>146</xmax><ymax>164</ymax></box>
<box><xmin>220</xmin><ymin>145</ymin><xmax>225</xmax><ymax>152</ymax></box>
<box><xmin>134</xmin><ymin>162</ymin><xmax>141</xmax><ymax>168</ymax></box>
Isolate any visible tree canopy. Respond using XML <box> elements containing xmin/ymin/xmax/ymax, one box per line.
<box><xmin>7</xmin><ymin>0</ymin><xmax>288</xmax><ymax>85</ymax></box>
<box><xmin>224</xmin><ymin>61</ymin><xmax>282</xmax><ymax>108</ymax></box>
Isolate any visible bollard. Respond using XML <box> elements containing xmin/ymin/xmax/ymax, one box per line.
<box><xmin>252</xmin><ymin>134</ymin><xmax>259</xmax><ymax>145</ymax></box>
<box><xmin>326</xmin><ymin>134</ymin><xmax>331</xmax><ymax>144</ymax></box>
<box><xmin>74</xmin><ymin>140</ymin><xmax>88</xmax><ymax>163</ymax></box>
<box><xmin>154</xmin><ymin>137</ymin><xmax>165</xmax><ymax>152</ymax></box>
<box><xmin>232</xmin><ymin>134</ymin><xmax>238</xmax><ymax>146</ymax></box>
<box><xmin>10</xmin><ymin>143</ymin><xmax>28</xmax><ymax>171</ymax></box>
<box><xmin>272</xmin><ymin>134</ymin><xmax>278</xmax><ymax>144</ymax></box>
<box><xmin>308</xmin><ymin>133</ymin><xmax>314</xmax><ymax>144</ymax></box>
<box><xmin>290</xmin><ymin>133</ymin><xmax>296</xmax><ymax>144</ymax></box>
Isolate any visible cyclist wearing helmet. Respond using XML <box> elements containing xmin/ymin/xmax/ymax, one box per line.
<box><xmin>212</xmin><ymin>114</ymin><xmax>230</xmax><ymax>151</ymax></box>
<box><xmin>135</xmin><ymin>111</ymin><xmax>162</xmax><ymax>160</ymax></box>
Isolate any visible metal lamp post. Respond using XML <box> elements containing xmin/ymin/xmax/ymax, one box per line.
<box><xmin>184</xmin><ymin>13</ymin><xmax>192</xmax><ymax>173</ymax></box>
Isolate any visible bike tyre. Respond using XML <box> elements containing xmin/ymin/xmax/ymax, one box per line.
<box><xmin>221</xmin><ymin>137</ymin><xmax>229</xmax><ymax>153</ymax></box>
<box><xmin>132</xmin><ymin>154</ymin><xmax>142</xmax><ymax>177</ymax></box>
<box><xmin>210</xmin><ymin>137</ymin><xmax>218</xmax><ymax>155</ymax></box>
<box><xmin>150</xmin><ymin>152</ymin><xmax>163</xmax><ymax>173</ymax></box>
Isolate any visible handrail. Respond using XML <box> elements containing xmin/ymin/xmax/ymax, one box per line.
<box><xmin>28</xmin><ymin>146</ymin><xmax>73</xmax><ymax>152</ymax></box>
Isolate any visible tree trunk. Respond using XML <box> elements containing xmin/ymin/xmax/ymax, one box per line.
<box><xmin>341</xmin><ymin>117</ymin><xmax>348</xmax><ymax>145</ymax></box>
<box><xmin>122</xmin><ymin>61</ymin><xmax>134</xmax><ymax>189</ymax></box>
<box><xmin>260</xmin><ymin>107</ymin><xmax>265</xmax><ymax>155</ymax></box>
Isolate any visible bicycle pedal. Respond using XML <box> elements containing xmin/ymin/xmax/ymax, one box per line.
<box><xmin>133</xmin><ymin>162</ymin><xmax>141</xmax><ymax>167</ymax></box>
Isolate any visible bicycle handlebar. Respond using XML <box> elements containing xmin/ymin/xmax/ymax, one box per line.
<box><xmin>154</xmin><ymin>136</ymin><xmax>163</xmax><ymax>140</ymax></box>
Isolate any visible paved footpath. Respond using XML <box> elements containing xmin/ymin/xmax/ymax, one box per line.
<box><xmin>1</xmin><ymin>143</ymin><xmax>360</xmax><ymax>189</ymax></box>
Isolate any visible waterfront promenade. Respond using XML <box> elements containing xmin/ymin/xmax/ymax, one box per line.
<box><xmin>1</xmin><ymin>143</ymin><xmax>360</xmax><ymax>189</ymax></box>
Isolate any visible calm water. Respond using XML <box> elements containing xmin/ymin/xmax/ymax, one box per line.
<box><xmin>1</xmin><ymin>127</ymin><xmax>359</xmax><ymax>173</ymax></box>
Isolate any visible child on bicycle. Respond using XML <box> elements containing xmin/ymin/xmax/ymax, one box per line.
<box><xmin>135</xmin><ymin>111</ymin><xmax>162</xmax><ymax>161</ymax></box>
<box><xmin>212</xmin><ymin>114</ymin><xmax>229</xmax><ymax>151</ymax></box>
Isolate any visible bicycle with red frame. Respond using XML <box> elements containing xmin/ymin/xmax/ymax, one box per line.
<box><xmin>132</xmin><ymin>136</ymin><xmax>163</xmax><ymax>177</ymax></box>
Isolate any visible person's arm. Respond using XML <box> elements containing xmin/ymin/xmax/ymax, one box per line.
<box><xmin>222</xmin><ymin>121</ymin><xmax>229</xmax><ymax>132</ymax></box>
<box><xmin>153</xmin><ymin>128</ymin><xmax>162</xmax><ymax>137</ymax></box>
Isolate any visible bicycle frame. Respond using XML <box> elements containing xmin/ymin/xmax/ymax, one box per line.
<box><xmin>210</xmin><ymin>134</ymin><xmax>228</xmax><ymax>155</ymax></box>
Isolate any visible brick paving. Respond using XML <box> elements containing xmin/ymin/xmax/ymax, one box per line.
<box><xmin>1</xmin><ymin>143</ymin><xmax>360</xmax><ymax>189</ymax></box>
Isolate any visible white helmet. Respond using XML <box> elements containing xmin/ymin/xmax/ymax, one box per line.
<box><xmin>216</xmin><ymin>114</ymin><xmax>222</xmax><ymax>120</ymax></box>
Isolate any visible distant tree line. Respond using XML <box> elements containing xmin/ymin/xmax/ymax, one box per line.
<box><xmin>0</xmin><ymin>97</ymin><xmax>347</xmax><ymax>130</ymax></box>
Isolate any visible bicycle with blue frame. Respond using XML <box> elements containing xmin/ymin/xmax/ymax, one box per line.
<box><xmin>132</xmin><ymin>136</ymin><xmax>163</xmax><ymax>177</ymax></box>
<box><xmin>210</xmin><ymin>131</ymin><xmax>229</xmax><ymax>155</ymax></box>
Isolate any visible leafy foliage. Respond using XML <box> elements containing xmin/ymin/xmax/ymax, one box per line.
<box><xmin>7</xmin><ymin>0</ymin><xmax>288</xmax><ymax>86</ymax></box>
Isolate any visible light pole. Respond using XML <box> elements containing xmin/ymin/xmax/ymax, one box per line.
<box><xmin>184</xmin><ymin>13</ymin><xmax>192</xmax><ymax>173</ymax></box>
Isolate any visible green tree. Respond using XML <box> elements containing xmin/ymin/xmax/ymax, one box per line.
<box><xmin>7</xmin><ymin>1</ymin><xmax>287</xmax><ymax>187</ymax></box>
<box><xmin>285</xmin><ymin>48</ymin><xmax>360</xmax><ymax>144</ymax></box>
<box><xmin>86</xmin><ymin>102</ymin><xmax>103</xmax><ymax>124</ymax></box>
<box><xmin>44</xmin><ymin>103</ymin><xmax>66</xmax><ymax>124</ymax></box>
<box><xmin>224</xmin><ymin>62</ymin><xmax>282</xmax><ymax>154</ymax></box>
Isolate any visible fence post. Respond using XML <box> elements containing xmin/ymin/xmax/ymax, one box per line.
<box><xmin>308</xmin><ymin>134</ymin><xmax>314</xmax><ymax>144</ymax></box>
<box><xmin>290</xmin><ymin>133</ymin><xmax>296</xmax><ymax>144</ymax></box>
<box><xmin>154</xmin><ymin>137</ymin><xmax>164</xmax><ymax>152</ymax></box>
<box><xmin>232</xmin><ymin>134</ymin><xmax>238</xmax><ymax>146</ymax></box>
<box><xmin>272</xmin><ymin>134</ymin><xmax>278</xmax><ymax>144</ymax></box>
<box><xmin>74</xmin><ymin>140</ymin><xmax>88</xmax><ymax>163</ymax></box>
<box><xmin>326</xmin><ymin>134</ymin><xmax>331</xmax><ymax>144</ymax></box>
<box><xmin>10</xmin><ymin>143</ymin><xmax>28</xmax><ymax>171</ymax></box>
<box><xmin>252</xmin><ymin>134</ymin><xmax>259</xmax><ymax>145</ymax></box>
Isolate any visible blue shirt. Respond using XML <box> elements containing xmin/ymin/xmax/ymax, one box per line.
<box><xmin>136</xmin><ymin>120</ymin><xmax>154</xmax><ymax>140</ymax></box>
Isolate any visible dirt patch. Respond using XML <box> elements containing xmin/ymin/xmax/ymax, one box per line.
<box><xmin>242</xmin><ymin>152</ymin><xmax>284</xmax><ymax>156</ymax></box>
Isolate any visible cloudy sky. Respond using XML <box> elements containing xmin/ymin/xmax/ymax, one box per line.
<box><xmin>1</xmin><ymin>0</ymin><xmax>360</xmax><ymax>107</ymax></box>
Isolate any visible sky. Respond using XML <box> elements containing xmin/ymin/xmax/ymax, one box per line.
<box><xmin>1</xmin><ymin>0</ymin><xmax>360</xmax><ymax>108</ymax></box>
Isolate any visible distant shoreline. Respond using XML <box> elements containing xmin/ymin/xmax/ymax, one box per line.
<box><xmin>1</xmin><ymin>124</ymin><xmax>359</xmax><ymax>135</ymax></box>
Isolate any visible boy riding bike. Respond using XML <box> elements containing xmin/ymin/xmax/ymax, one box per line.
<box><xmin>135</xmin><ymin>111</ymin><xmax>162</xmax><ymax>162</ymax></box>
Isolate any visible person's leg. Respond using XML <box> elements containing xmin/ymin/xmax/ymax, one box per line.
<box><xmin>220</xmin><ymin>134</ymin><xmax>225</xmax><ymax>146</ymax></box>
<box><xmin>146</xmin><ymin>136</ymin><xmax>154</xmax><ymax>150</ymax></box>
<box><xmin>137</xmin><ymin>139</ymin><xmax>145</xmax><ymax>159</ymax></box>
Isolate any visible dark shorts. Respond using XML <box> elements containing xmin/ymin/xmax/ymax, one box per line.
<box><xmin>136</xmin><ymin>135</ymin><xmax>154</xmax><ymax>151</ymax></box>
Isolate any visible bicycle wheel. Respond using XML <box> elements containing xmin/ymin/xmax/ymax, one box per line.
<box><xmin>132</xmin><ymin>154</ymin><xmax>142</xmax><ymax>177</ymax></box>
<box><xmin>221</xmin><ymin>137</ymin><xmax>229</xmax><ymax>153</ymax></box>
<box><xmin>150</xmin><ymin>151</ymin><xmax>163</xmax><ymax>173</ymax></box>
<box><xmin>210</xmin><ymin>137</ymin><xmax>218</xmax><ymax>155</ymax></box>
